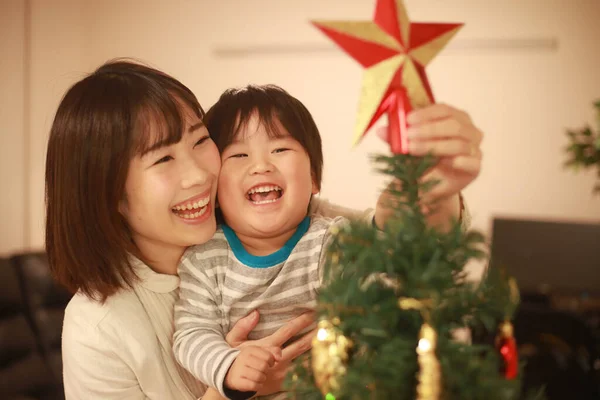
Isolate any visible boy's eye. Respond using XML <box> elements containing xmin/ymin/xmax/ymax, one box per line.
<box><xmin>194</xmin><ymin>136</ymin><xmax>210</xmax><ymax>147</ymax></box>
<box><xmin>153</xmin><ymin>155</ymin><xmax>173</xmax><ymax>165</ymax></box>
<box><xmin>273</xmin><ymin>148</ymin><xmax>290</xmax><ymax>154</ymax></box>
<box><xmin>229</xmin><ymin>153</ymin><xmax>247</xmax><ymax>159</ymax></box>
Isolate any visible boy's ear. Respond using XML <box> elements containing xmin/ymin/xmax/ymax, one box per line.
<box><xmin>311</xmin><ymin>175</ymin><xmax>320</xmax><ymax>195</ymax></box>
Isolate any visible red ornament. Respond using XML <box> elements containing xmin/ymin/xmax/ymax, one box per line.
<box><xmin>312</xmin><ymin>0</ymin><xmax>463</xmax><ymax>154</ymax></box>
<box><xmin>496</xmin><ymin>321</ymin><xmax>519</xmax><ymax>379</ymax></box>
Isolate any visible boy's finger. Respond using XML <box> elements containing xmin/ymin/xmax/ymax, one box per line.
<box><xmin>245</xmin><ymin>348</ymin><xmax>276</xmax><ymax>369</ymax></box>
<box><xmin>281</xmin><ymin>328</ymin><xmax>316</xmax><ymax>361</ymax></box>
<box><xmin>235</xmin><ymin>377</ymin><xmax>263</xmax><ymax>392</ymax></box>
<box><xmin>241</xmin><ymin>368</ymin><xmax>267</xmax><ymax>384</ymax></box>
<box><xmin>226</xmin><ymin>310</ymin><xmax>260</xmax><ymax>346</ymax></box>
<box><xmin>264</xmin><ymin>312</ymin><xmax>314</xmax><ymax>347</ymax></box>
<box><xmin>267</xmin><ymin>346</ymin><xmax>282</xmax><ymax>361</ymax></box>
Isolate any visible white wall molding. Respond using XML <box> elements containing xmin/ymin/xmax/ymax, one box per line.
<box><xmin>212</xmin><ymin>37</ymin><xmax>559</xmax><ymax>58</ymax></box>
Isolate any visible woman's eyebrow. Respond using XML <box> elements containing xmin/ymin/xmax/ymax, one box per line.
<box><xmin>188</xmin><ymin>121</ymin><xmax>205</xmax><ymax>133</ymax></box>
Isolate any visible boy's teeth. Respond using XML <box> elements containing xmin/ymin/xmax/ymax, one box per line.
<box><xmin>252</xmin><ymin>198</ymin><xmax>279</xmax><ymax>205</ymax></box>
<box><xmin>247</xmin><ymin>185</ymin><xmax>282</xmax><ymax>195</ymax></box>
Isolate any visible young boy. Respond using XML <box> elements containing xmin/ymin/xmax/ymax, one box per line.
<box><xmin>172</xmin><ymin>85</ymin><xmax>350</xmax><ymax>399</ymax></box>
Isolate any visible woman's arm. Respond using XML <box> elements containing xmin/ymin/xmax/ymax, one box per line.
<box><xmin>310</xmin><ymin>195</ymin><xmax>471</xmax><ymax>232</ymax></box>
<box><xmin>309</xmin><ymin>197</ymin><xmax>375</xmax><ymax>223</ymax></box>
<box><xmin>62</xmin><ymin>310</ymin><xmax>147</xmax><ymax>400</ymax></box>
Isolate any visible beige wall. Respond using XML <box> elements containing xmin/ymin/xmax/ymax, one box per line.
<box><xmin>1</xmin><ymin>0</ymin><xmax>599</xmax><ymax>256</ymax></box>
<box><xmin>0</xmin><ymin>0</ymin><xmax>27</xmax><ymax>254</ymax></box>
<box><xmin>28</xmin><ymin>0</ymin><xmax>92</xmax><ymax>253</ymax></box>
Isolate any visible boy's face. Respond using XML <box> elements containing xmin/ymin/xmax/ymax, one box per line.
<box><xmin>217</xmin><ymin>112</ymin><xmax>318</xmax><ymax>241</ymax></box>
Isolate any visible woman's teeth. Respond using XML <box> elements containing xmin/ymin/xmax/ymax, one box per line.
<box><xmin>172</xmin><ymin>197</ymin><xmax>209</xmax><ymax>212</ymax></box>
<box><xmin>172</xmin><ymin>196</ymin><xmax>210</xmax><ymax>218</ymax></box>
<box><xmin>178</xmin><ymin>206</ymin><xmax>208</xmax><ymax>219</ymax></box>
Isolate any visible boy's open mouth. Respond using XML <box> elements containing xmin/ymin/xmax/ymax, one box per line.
<box><xmin>246</xmin><ymin>185</ymin><xmax>283</xmax><ymax>205</ymax></box>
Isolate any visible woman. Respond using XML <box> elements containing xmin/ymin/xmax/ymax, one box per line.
<box><xmin>46</xmin><ymin>60</ymin><xmax>482</xmax><ymax>399</ymax></box>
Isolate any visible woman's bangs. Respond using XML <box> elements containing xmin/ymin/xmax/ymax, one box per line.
<box><xmin>131</xmin><ymin>105</ymin><xmax>183</xmax><ymax>158</ymax></box>
<box><xmin>131</xmin><ymin>88</ymin><xmax>201</xmax><ymax>158</ymax></box>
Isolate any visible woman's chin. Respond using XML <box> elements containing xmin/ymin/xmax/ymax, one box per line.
<box><xmin>181</xmin><ymin>217</ymin><xmax>218</xmax><ymax>247</ymax></box>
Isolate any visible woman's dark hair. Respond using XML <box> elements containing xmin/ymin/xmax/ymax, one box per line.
<box><xmin>45</xmin><ymin>59</ymin><xmax>203</xmax><ymax>301</ymax></box>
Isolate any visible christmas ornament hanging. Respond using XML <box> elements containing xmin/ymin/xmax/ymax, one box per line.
<box><xmin>416</xmin><ymin>323</ymin><xmax>441</xmax><ymax>400</ymax></box>
<box><xmin>496</xmin><ymin>321</ymin><xmax>518</xmax><ymax>379</ymax></box>
<box><xmin>312</xmin><ymin>318</ymin><xmax>353</xmax><ymax>397</ymax></box>
<box><xmin>495</xmin><ymin>278</ymin><xmax>520</xmax><ymax>379</ymax></box>
<box><xmin>398</xmin><ymin>297</ymin><xmax>440</xmax><ymax>400</ymax></box>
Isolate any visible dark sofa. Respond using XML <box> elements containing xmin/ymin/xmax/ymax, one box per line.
<box><xmin>0</xmin><ymin>252</ymin><xmax>71</xmax><ymax>400</ymax></box>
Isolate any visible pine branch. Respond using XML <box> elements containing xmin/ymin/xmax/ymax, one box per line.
<box><xmin>565</xmin><ymin>99</ymin><xmax>600</xmax><ymax>193</ymax></box>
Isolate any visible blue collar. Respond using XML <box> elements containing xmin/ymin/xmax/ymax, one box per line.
<box><xmin>222</xmin><ymin>217</ymin><xmax>311</xmax><ymax>268</ymax></box>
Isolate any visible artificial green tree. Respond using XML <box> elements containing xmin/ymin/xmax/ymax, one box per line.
<box><xmin>285</xmin><ymin>154</ymin><xmax>541</xmax><ymax>400</ymax></box>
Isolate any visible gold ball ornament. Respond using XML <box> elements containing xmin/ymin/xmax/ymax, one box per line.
<box><xmin>416</xmin><ymin>323</ymin><xmax>441</xmax><ymax>400</ymax></box>
<box><xmin>311</xmin><ymin>318</ymin><xmax>353</xmax><ymax>397</ymax></box>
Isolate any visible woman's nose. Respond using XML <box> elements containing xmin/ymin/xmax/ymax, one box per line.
<box><xmin>180</xmin><ymin>158</ymin><xmax>210</xmax><ymax>189</ymax></box>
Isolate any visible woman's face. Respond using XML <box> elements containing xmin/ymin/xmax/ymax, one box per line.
<box><xmin>120</xmin><ymin>107</ymin><xmax>221</xmax><ymax>262</ymax></box>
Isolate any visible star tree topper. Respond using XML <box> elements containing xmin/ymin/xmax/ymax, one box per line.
<box><xmin>312</xmin><ymin>0</ymin><xmax>463</xmax><ymax>153</ymax></box>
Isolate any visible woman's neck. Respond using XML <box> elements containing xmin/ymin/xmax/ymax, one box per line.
<box><xmin>133</xmin><ymin>238</ymin><xmax>185</xmax><ymax>275</ymax></box>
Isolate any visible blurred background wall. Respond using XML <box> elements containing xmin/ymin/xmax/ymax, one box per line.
<box><xmin>1</xmin><ymin>0</ymin><xmax>599</xmax><ymax>264</ymax></box>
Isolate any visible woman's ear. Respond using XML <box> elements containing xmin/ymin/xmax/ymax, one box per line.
<box><xmin>118</xmin><ymin>198</ymin><xmax>129</xmax><ymax>217</ymax></box>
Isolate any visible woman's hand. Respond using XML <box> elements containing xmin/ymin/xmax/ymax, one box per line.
<box><xmin>375</xmin><ymin>103</ymin><xmax>483</xmax><ymax>230</ymax></box>
<box><xmin>225</xmin><ymin>311</ymin><xmax>316</xmax><ymax>396</ymax></box>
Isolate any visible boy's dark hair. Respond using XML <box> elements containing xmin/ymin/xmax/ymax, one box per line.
<box><xmin>45</xmin><ymin>59</ymin><xmax>203</xmax><ymax>301</ymax></box>
<box><xmin>204</xmin><ymin>84</ymin><xmax>324</xmax><ymax>189</ymax></box>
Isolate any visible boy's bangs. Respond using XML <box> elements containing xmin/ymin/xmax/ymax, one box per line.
<box><xmin>233</xmin><ymin>106</ymin><xmax>289</xmax><ymax>142</ymax></box>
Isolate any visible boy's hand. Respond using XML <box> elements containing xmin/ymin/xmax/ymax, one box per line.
<box><xmin>224</xmin><ymin>346</ymin><xmax>282</xmax><ymax>393</ymax></box>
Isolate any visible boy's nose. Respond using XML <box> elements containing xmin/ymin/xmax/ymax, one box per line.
<box><xmin>249</xmin><ymin>157</ymin><xmax>274</xmax><ymax>175</ymax></box>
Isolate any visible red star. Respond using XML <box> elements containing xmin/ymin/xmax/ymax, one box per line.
<box><xmin>312</xmin><ymin>0</ymin><xmax>463</xmax><ymax>153</ymax></box>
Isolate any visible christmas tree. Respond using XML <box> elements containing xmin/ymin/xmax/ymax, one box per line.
<box><xmin>285</xmin><ymin>152</ymin><xmax>537</xmax><ymax>400</ymax></box>
<box><xmin>565</xmin><ymin>100</ymin><xmax>600</xmax><ymax>193</ymax></box>
<box><xmin>284</xmin><ymin>1</ymin><xmax>543</xmax><ymax>399</ymax></box>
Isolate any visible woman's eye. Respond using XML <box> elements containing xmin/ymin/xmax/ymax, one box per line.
<box><xmin>229</xmin><ymin>153</ymin><xmax>247</xmax><ymax>159</ymax></box>
<box><xmin>273</xmin><ymin>148</ymin><xmax>289</xmax><ymax>154</ymax></box>
<box><xmin>194</xmin><ymin>136</ymin><xmax>210</xmax><ymax>147</ymax></box>
<box><xmin>153</xmin><ymin>155</ymin><xmax>173</xmax><ymax>165</ymax></box>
